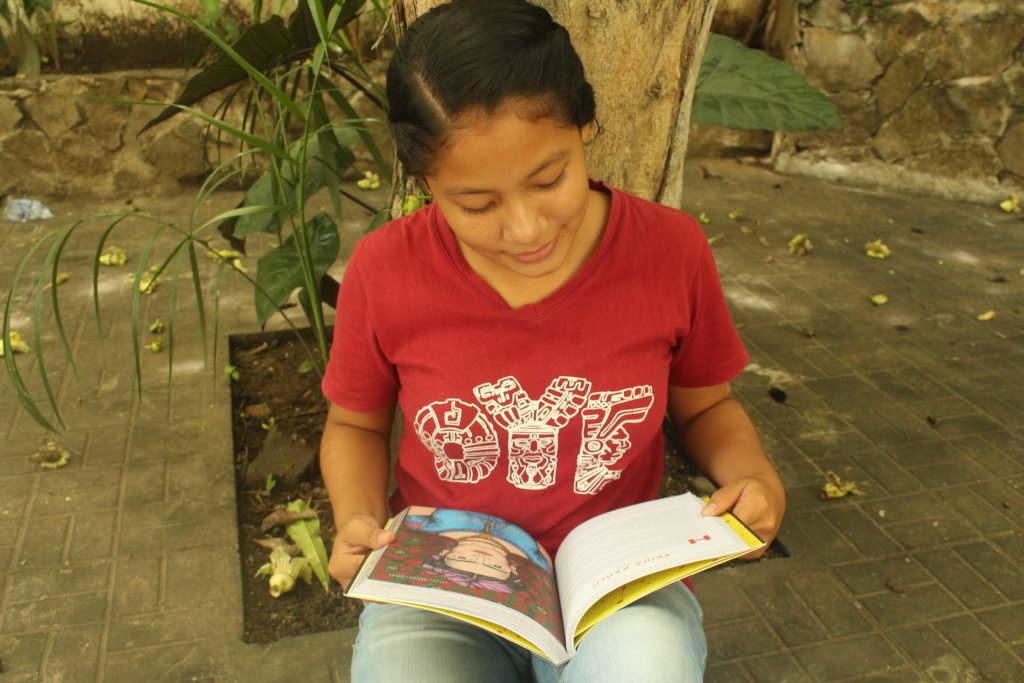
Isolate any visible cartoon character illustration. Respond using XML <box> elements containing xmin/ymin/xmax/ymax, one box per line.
<box><xmin>406</xmin><ymin>507</ymin><xmax>553</xmax><ymax>593</ymax></box>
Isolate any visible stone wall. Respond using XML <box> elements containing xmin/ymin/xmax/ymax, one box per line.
<box><xmin>0</xmin><ymin>72</ymin><xmax>210</xmax><ymax>197</ymax></box>
<box><xmin>765</xmin><ymin>0</ymin><xmax>1024</xmax><ymax>202</ymax></box>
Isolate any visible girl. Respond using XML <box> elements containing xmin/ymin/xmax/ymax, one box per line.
<box><xmin>320</xmin><ymin>1</ymin><xmax>785</xmax><ymax>679</ymax></box>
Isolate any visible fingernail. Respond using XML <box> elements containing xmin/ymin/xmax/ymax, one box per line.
<box><xmin>702</xmin><ymin>502</ymin><xmax>717</xmax><ymax>516</ymax></box>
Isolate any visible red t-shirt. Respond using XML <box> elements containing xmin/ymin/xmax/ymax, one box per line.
<box><xmin>322</xmin><ymin>181</ymin><xmax>748</xmax><ymax>556</ymax></box>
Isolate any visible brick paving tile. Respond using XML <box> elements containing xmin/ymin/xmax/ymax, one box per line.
<box><xmin>791</xmin><ymin>635</ymin><xmax>905</xmax><ymax>681</ymax></box>
<box><xmin>933</xmin><ymin>615</ymin><xmax>1024</xmax><ymax>682</ymax></box>
<box><xmin>742</xmin><ymin>653</ymin><xmax>812</xmax><ymax>682</ymax></box>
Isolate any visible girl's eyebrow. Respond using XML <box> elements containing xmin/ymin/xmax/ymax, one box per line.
<box><xmin>447</xmin><ymin>150</ymin><xmax>568</xmax><ymax>195</ymax></box>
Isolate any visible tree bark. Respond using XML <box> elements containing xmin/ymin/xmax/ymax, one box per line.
<box><xmin>390</xmin><ymin>0</ymin><xmax>719</xmax><ymax>210</ymax></box>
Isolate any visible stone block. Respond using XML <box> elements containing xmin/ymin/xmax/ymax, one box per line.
<box><xmin>873</xmin><ymin>88</ymin><xmax>942</xmax><ymax>162</ymax></box>
<box><xmin>884</xmin><ymin>516</ymin><xmax>979</xmax><ymax>550</ymax></box>
<box><xmin>1003</xmin><ymin>63</ymin><xmax>1024</xmax><ymax>108</ymax></box>
<box><xmin>867</xmin><ymin>6</ymin><xmax>934</xmax><ymax>67</ymax></box>
<box><xmin>876</xmin><ymin>52</ymin><xmax>926</xmax><ymax>119</ymax></box>
<box><xmin>54</xmin><ymin>129</ymin><xmax>115</xmax><ymax>196</ymax></box>
<box><xmin>931</xmin><ymin>11</ymin><xmax>1024</xmax><ymax>80</ymax></box>
<box><xmin>0</xmin><ymin>128</ymin><xmax>57</xmax><ymax>195</ymax></box>
<box><xmin>21</xmin><ymin>78</ymin><xmax>83</xmax><ymax>141</ymax></box>
<box><xmin>711</xmin><ymin>0</ymin><xmax>768</xmax><ymax>39</ymax></box>
<box><xmin>0</xmin><ymin>95</ymin><xmax>23</xmax><ymax>130</ymax></box>
<box><xmin>141</xmin><ymin>117</ymin><xmax>207</xmax><ymax>182</ymax></box>
<box><xmin>977</xmin><ymin>604</ymin><xmax>1024</xmax><ymax>643</ymax></box>
<box><xmin>956</xmin><ymin>541</ymin><xmax>1024</xmax><ymax>600</ymax></box>
<box><xmin>801</xmin><ymin>27</ymin><xmax>883</xmax><ymax>92</ymax></box>
<box><xmin>997</xmin><ymin>119</ymin><xmax>1024</xmax><ymax>177</ymax></box>
<box><xmin>79</xmin><ymin>75</ymin><xmax>129</xmax><ymax>151</ymax></box>
<box><xmin>944</xmin><ymin>76</ymin><xmax>1012</xmax><ymax>136</ymax></box>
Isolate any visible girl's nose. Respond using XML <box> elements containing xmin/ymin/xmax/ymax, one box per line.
<box><xmin>502</xmin><ymin>201</ymin><xmax>544</xmax><ymax>245</ymax></box>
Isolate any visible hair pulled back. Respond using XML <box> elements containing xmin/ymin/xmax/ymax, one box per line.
<box><xmin>387</xmin><ymin>0</ymin><xmax>596</xmax><ymax>179</ymax></box>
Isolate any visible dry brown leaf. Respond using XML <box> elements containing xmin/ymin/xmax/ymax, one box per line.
<box><xmin>245</xmin><ymin>403</ymin><xmax>272</xmax><ymax>418</ymax></box>
<box><xmin>260</xmin><ymin>508</ymin><xmax>318</xmax><ymax>533</ymax></box>
<box><xmin>758</xmin><ymin>236</ymin><xmax>771</xmax><ymax>247</ymax></box>
<box><xmin>254</xmin><ymin>537</ymin><xmax>301</xmax><ymax>555</ymax></box>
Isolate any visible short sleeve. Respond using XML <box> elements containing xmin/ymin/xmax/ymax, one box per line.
<box><xmin>321</xmin><ymin>242</ymin><xmax>399</xmax><ymax>411</ymax></box>
<box><xmin>669</xmin><ymin>241</ymin><xmax>749</xmax><ymax>388</ymax></box>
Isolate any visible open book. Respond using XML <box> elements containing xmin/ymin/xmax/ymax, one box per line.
<box><xmin>345</xmin><ymin>493</ymin><xmax>763</xmax><ymax>665</ymax></box>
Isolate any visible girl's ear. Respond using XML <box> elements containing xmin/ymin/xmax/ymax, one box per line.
<box><xmin>581</xmin><ymin>122</ymin><xmax>597</xmax><ymax>145</ymax></box>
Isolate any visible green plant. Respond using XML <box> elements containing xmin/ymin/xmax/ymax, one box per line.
<box><xmin>1</xmin><ymin>0</ymin><xmax>47</xmax><ymax>74</ymax></box>
<box><xmin>691</xmin><ymin>34</ymin><xmax>841</xmax><ymax>132</ymax></box>
<box><xmin>4</xmin><ymin>0</ymin><xmax>391</xmax><ymax>431</ymax></box>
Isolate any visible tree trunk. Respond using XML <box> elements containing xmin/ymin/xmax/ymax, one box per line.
<box><xmin>390</xmin><ymin>0</ymin><xmax>718</xmax><ymax>210</ymax></box>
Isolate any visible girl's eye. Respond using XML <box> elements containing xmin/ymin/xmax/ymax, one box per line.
<box><xmin>538</xmin><ymin>172</ymin><xmax>565</xmax><ymax>190</ymax></box>
<box><xmin>462</xmin><ymin>203</ymin><xmax>493</xmax><ymax>215</ymax></box>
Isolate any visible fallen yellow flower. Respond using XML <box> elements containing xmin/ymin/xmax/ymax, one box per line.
<box><xmin>870</xmin><ymin>294</ymin><xmax>889</xmax><ymax>306</ymax></box>
<box><xmin>357</xmin><ymin>171</ymin><xmax>381</xmax><ymax>190</ymax></box>
<box><xmin>0</xmin><ymin>331</ymin><xmax>30</xmax><ymax>357</ymax></box>
<box><xmin>999</xmin><ymin>195</ymin><xmax>1021</xmax><ymax>214</ymax></box>
<box><xmin>821</xmin><ymin>471</ymin><xmax>863</xmax><ymax>499</ymax></box>
<box><xmin>865</xmin><ymin>239</ymin><xmax>891</xmax><ymax>259</ymax></box>
<box><xmin>98</xmin><ymin>246</ymin><xmax>127</xmax><ymax>267</ymax></box>
<box><xmin>789</xmin><ymin>233</ymin><xmax>813</xmax><ymax>255</ymax></box>
<box><xmin>977</xmin><ymin>310</ymin><xmax>996</xmax><ymax>321</ymax></box>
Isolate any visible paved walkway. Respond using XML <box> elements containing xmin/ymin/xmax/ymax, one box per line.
<box><xmin>1</xmin><ymin>159</ymin><xmax>1022</xmax><ymax>682</ymax></box>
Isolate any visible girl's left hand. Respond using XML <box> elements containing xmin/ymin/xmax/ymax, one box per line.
<box><xmin>701</xmin><ymin>476</ymin><xmax>785</xmax><ymax>559</ymax></box>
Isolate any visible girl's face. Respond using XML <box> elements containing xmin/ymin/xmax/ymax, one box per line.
<box><xmin>424</xmin><ymin>100</ymin><xmax>602</xmax><ymax>285</ymax></box>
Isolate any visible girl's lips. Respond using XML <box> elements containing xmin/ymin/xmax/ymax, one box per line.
<box><xmin>510</xmin><ymin>236</ymin><xmax>558</xmax><ymax>264</ymax></box>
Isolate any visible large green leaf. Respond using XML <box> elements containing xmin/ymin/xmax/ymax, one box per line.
<box><xmin>693</xmin><ymin>34</ymin><xmax>841</xmax><ymax>132</ymax></box>
<box><xmin>141</xmin><ymin>0</ymin><xmax>367</xmax><ymax>133</ymax></box>
<box><xmin>255</xmin><ymin>213</ymin><xmax>339</xmax><ymax>326</ymax></box>
<box><xmin>284</xmin><ymin>499</ymin><xmax>331</xmax><ymax>592</ymax></box>
<box><xmin>231</xmin><ymin>130</ymin><xmax>358</xmax><ymax>239</ymax></box>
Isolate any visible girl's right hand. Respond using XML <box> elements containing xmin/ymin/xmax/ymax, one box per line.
<box><xmin>329</xmin><ymin>514</ymin><xmax>395</xmax><ymax>589</ymax></box>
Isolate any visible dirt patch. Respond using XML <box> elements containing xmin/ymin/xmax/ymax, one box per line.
<box><xmin>228</xmin><ymin>328</ymin><xmax>362</xmax><ymax>644</ymax></box>
<box><xmin>228</xmin><ymin>328</ymin><xmax>780</xmax><ymax>643</ymax></box>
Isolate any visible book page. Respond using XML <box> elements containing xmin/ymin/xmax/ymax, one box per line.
<box><xmin>554</xmin><ymin>493</ymin><xmax>758</xmax><ymax>646</ymax></box>
<box><xmin>347</xmin><ymin>506</ymin><xmax>567</xmax><ymax>658</ymax></box>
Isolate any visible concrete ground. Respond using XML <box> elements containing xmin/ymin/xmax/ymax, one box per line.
<box><xmin>1</xmin><ymin>158</ymin><xmax>1022</xmax><ymax>682</ymax></box>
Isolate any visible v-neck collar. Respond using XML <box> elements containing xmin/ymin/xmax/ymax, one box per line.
<box><xmin>431</xmin><ymin>179</ymin><xmax>622</xmax><ymax>317</ymax></box>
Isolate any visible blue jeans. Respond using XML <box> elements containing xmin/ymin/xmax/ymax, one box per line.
<box><xmin>351</xmin><ymin>581</ymin><xmax>706</xmax><ymax>682</ymax></box>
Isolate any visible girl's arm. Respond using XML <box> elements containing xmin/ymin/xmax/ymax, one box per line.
<box><xmin>667</xmin><ymin>383</ymin><xmax>785</xmax><ymax>558</ymax></box>
<box><xmin>320</xmin><ymin>401</ymin><xmax>398</xmax><ymax>587</ymax></box>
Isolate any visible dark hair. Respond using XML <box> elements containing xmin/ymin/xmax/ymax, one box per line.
<box><xmin>387</xmin><ymin>0</ymin><xmax>596</xmax><ymax>179</ymax></box>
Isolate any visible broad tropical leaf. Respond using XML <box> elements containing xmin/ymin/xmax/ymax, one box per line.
<box><xmin>255</xmin><ymin>213</ymin><xmax>340</xmax><ymax>326</ymax></box>
<box><xmin>140</xmin><ymin>0</ymin><xmax>367</xmax><ymax>133</ymax></box>
<box><xmin>693</xmin><ymin>34</ymin><xmax>841</xmax><ymax>132</ymax></box>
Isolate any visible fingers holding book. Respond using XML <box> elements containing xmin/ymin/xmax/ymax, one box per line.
<box><xmin>331</xmin><ymin>514</ymin><xmax>396</xmax><ymax>588</ymax></box>
<box><xmin>700</xmin><ymin>476</ymin><xmax>785</xmax><ymax>560</ymax></box>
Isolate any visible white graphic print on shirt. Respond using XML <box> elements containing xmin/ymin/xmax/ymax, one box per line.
<box><xmin>413</xmin><ymin>399</ymin><xmax>500</xmax><ymax>483</ymax></box>
<box><xmin>413</xmin><ymin>377</ymin><xmax>654</xmax><ymax>494</ymax></box>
